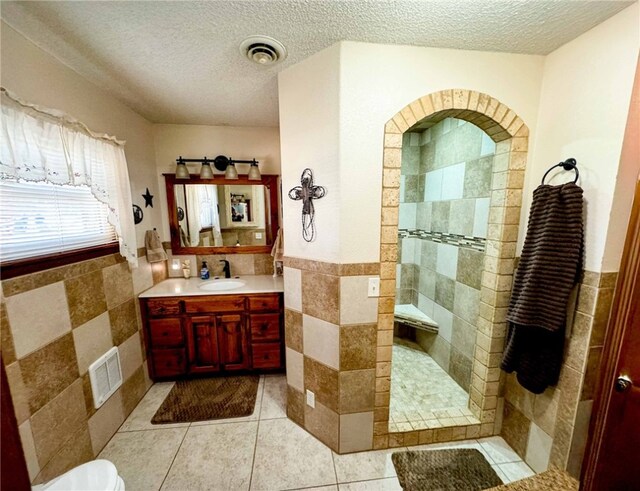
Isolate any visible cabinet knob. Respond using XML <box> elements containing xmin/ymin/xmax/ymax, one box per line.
<box><xmin>261</xmin><ymin>323</ymin><xmax>269</xmax><ymax>331</ymax></box>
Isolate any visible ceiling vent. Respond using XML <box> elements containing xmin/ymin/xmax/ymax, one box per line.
<box><xmin>240</xmin><ymin>35</ymin><xmax>287</xmax><ymax>65</ymax></box>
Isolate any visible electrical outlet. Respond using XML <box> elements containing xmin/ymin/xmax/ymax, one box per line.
<box><xmin>171</xmin><ymin>259</ymin><xmax>181</xmax><ymax>270</ymax></box>
<box><xmin>255</xmin><ymin>232</ymin><xmax>263</xmax><ymax>239</ymax></box>
<box><xmin>368</xmin><ymin>277</ymin><xmax>380</xmax><ymax>297</ymax></box>
<box><xmin>306</xmin><ymin>389</ymin><xmax>315</xmax><ymax>408</ymax></box>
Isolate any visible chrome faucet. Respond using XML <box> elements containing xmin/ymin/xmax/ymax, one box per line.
<box><xmin>220</xmin><ymin>260</ymin><xmax>231</xmax><ymax>278</ymax></box>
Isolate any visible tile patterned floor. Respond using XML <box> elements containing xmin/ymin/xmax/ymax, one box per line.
<box><xmin>99</xmin><ymin>374</ymin><xmax>534</xmax><ymax>490</ymax></box>
<box><xmin>390</xmin><ymin>339</ymin><xmax>474</xmax><ymax>431</ymax></box>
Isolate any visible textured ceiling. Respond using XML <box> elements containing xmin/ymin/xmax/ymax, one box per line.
<box><xmin>1</xmin><ymin>1</ymin><xmax>634</xmax><ymax>126</ymax></box>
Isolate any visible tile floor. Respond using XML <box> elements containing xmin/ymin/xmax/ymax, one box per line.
<box><xmin>99</xmin><ymin>374</ymin><xmax>534</xmax><ymax>490</ymax></box>
<box><xmin>390</xmin><ymin>339</ymin><xmax>472</xmax><ymax>431</ymax></box>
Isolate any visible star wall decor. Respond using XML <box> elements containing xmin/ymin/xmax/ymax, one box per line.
<box><xmin>142</xmin><ymin>188</ymin><xmax>154</xmax><ymax>208</ymax></box>
<box><xmin>288</xmin><ymin>168</ymin><xmax>326</xmax><ymax>242</ymax></box>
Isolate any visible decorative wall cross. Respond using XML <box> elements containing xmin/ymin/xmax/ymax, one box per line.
<box><xmin>288</xmin><ymin>168</ymin><xmax>327</xmax><ymax>242</ymax></box>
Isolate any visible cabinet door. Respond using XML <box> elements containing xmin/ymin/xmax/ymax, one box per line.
<box><xmin>217</xmin><ymin>314</ymin><xmax>249</xmax><ymax>370</ymax></box>
<box><xmin>188</xmin><ymin>315</ymin><xmax>220</xmax><ymax>373</ymax></box>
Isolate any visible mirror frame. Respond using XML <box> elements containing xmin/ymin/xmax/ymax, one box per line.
<box><xmin>164</xmin><ymin>173</ymin><xmax>280</xmax><ymax>255</ymax></box>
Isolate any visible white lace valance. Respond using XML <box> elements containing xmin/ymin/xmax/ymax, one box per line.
<box><xmin>0</xmin><ymin>87</ymin><xmax>138</xmax><ymax>267</ymax></box>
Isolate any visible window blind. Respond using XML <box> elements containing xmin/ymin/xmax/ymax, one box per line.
<box><xmin>0</xmin><ymin>180</ymin><xmax>117</xmax><ymax>262</ymax></box>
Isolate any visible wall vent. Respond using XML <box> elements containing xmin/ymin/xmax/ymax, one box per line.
<box><xmin>88</xmin><ymin>347</ymin><xmax>123</xmax><ymax>409</ymax></box>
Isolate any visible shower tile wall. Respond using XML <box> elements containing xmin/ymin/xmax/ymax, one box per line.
<box><xmin>397</xmin><ymin>118</ymin><xmax>495</xmax><ymax>393</ymax></box>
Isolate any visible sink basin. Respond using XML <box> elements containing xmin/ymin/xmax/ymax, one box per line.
<box><xmin>199</xmin><ymin>280</ymin><xmax>246</xmax><ymax>292</ymax></box>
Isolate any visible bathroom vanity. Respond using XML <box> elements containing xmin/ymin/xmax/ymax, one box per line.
<box><xmin>139</xmin><ymin>276</ymin><xmax>284</xmax><ymax>380</ymax></box>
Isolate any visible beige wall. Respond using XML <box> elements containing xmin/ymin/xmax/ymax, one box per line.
<box><xmin>152</xmin><ymin>124</ymin><xmax>281</xmax><ymax>242</ymax></box>
<box><xmin>0</xmin><ymin>253</ymin><xmax>161</xmax><ymax>484</ymax></box>
<box><xmin>0</xmin><ymin>21</ymin><xmax>161</xmax><ymax>249</ymax></box>
<box><xmin>602</xmin><ymin>54</ymin><xmax>640</xmax><ymax>271</ymax></box>
<box><xmin>279</xmin><ymin>41</ymin><xmax>545</xmax><ymax>263</ymax></box>
<box><xmin>527</xmin><ymin>4</ymin><xmax>639</xmax><ymax>273</ymax></box>
<box><xmin>279</xmin><ymin>43</ymin><xmax>341</xmax><ymax>263</ymax></box>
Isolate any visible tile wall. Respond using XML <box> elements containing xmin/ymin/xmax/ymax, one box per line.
<box><xmin>165</xmin><ymin>250</ymin><xmax>275</xmax><ymax>277</ymax></box>
<box><xmin>377</xmin><ymin>89</ymin><xmax>529</xmax><ymax>450</ymax></box>
<box><xmin>501</xmin><ymin>271</ymin><xmax>616</xmax><ymax>477</ymax></box>
<box><xmin>397</xmin><ymin>118</ymin><xmax>495</xmax><ymax>393</ymax></box>
<box><xmin>282</xmin><ymin>257</ymin><xmax>380</xmax><ymax>453</ymax></box>
<box><xmin>1</xmin><ymin>250</ymin><xmax>166</xmax><ymax>484</ymax></box>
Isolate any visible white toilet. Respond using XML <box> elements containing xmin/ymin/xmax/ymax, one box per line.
<box><xmin>33</xmin><ymin>460</ymin><xmax>124</xmax><ymax>491</ymax></box>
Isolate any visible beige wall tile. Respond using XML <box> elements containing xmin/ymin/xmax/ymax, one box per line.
<box><xmin>88</xmin><ymin>390</ymin><xmax>125</xmax><ymax>456</ymax></box>
<box><xmin>287</xmin><ymin>386</ymin><xmax>305</xmax><ymax>426</ymax></box>
<box><xmin>102</xmin><ymin>262</ymin><xmax>134</xmax><ymax>310</ymax></box>
<box><xmin>283</xmin><ymin>267</ymin><xmax>302</xmax><ymax>312</ymax></box>
<box><xmin>284</xmin><ymin>309</ymin><xmax>303</xmax><ymax>352</ymax></box>
<box><xmin>285</xmin><ymin>347</ymin><xmax>304</xmax><ymax>392</ymax></box>
<box><xmin>120</xmin><ymin>366</ymin><xmax>148</xmax><ymax>417</ymax></box>
<box><xmin>131</xmin><ymin>257</ymin><xmax>154</xmax><ymax>294</ymax></box>
<box><xmin>119</xmin><ymin>331</ymin><xmax>143</xmax><ymax>382</ymax></box>
<box><xmin>340</xmin><ymin>411</ymin><xmax>374</xmax><ymax>452</ymax></box>
<box><xmin>34</xmin><ymin>425</ymin><xmax>93</xmax><ymax>485</ymax></box>
<box><xmin>566</xmin><ymin>400</ymin><xmax>593</xmax><ymax>478</ymax></box>
<box><xmin>304</xmin><ymin>356</ymin><xmax>339</xmax><ymax>411</ymax></box>
<box><xmin>5</xmin><ymin>361</ymin><xmax>31</xmax><ymax>424</ymax></box>
<box><xmin>72</xmin><ymin>312</ymin><xmax>113</xmax><ymax>375</ymax></box>
<box><xmin>340</xmin><ymin>276</ymin><xmax>378</xmax><ymax>324</ymax></box>
<box><xmin>501</xmin><ymin>401</ymin><xmax>530</xmax><ymax>459</ymax></box>
<box><xmin>30</xmin><ymin>379</ymin><xmax>87</xmax><ymax>469</ymax></box>
<box><xmin>1</xmin><ymin>302</ymin><xmax>17</xmax><ymax>365</ymax></box>
<box><xmin>19</xmin><ymin>333</ymin><xmax>79</xmax><ymax>414</ymax></box>
<box><xmin>302</xmin><ymin>271</ymin><xmax>340</xmax><ymax>325</ymax></box>
<box><xmin>304</xmin><ymin>401</ymin><xmax>339</xmax><ymax>451</ymax></box>
<box><xmin>339</xmin><ymin>369</ymin><xmax>375</xmax><ymax>413</ymax></box>
<box><xmin>6</xmin><ymin>282</ymin><xmax>72</xmax><ymax>359</ymax></box>
<box><xmin>81</xmin><ymin>372</ymin><xmax>97</xmax><ymax>419</ymax></box>
<box><xmin>302</xmin><ymin>315</ymin><xmax>339</xmax><ymax>370</ymax></box>
<box><xmin>340</xmin><ymin>324</ymin><xmax>378</xmax><ymax>370</ymax></box>
<box><xmin>64</xmin><ymin>271</ymin><xmax>108</xmax><ymax>328</ymax></box>
<box><xmin>254</xmin><ymin>254</ymin><xmax>275</xmax><ymax>275</ymax></box>
<box><xmin>19</xmin><ymin>419</ymin><xmax>40</xmax><ymax>481</ymax></box>
<box><xmin>108</xmin><ymin>299</ymin><xmax>138</xmax><ymax>346</ymax></box>
<box><xmin>525</xmin><ymin>422</ymin><xmax>553</xmax><ymax>473</ymax></box>
<box><xmin>227</xmin><ymin>254</ymin><xmax>256</xmax><ymax>275</ymax></box>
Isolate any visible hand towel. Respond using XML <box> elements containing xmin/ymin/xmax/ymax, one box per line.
<box><xmin>145</xmin><ymin>229</ymin><xmax>168</xmax><ymax>263</ymax></box>
<box><xmin>501</xmin><ymin>182</ymin><xmax>584</xmax><ymax>394</ymax></box>
<box><xmin>271</xmin><ymin>228</ymin><xmax>284</xmax><ymax>262</ymax></box>
<box><xmin>271</xmin><ymin>228</ymin><xmax>284</xmax><ymax>276</ymax></box>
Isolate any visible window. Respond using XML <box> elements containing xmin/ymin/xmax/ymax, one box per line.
<box><xmin>1</xmin><ymin>88</ymin><xmax>137</xmax><ymax>267</ymax></box>
<box><xmin>0</xmin><ymin>180</ymin><xmax>117</xmax><ymax>262</ymax></box>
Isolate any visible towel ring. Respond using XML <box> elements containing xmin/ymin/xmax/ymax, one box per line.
<box><xmin>541</xmin><ymin>158</ymin><xmax>579</xmax><ymax>185</ymax></box>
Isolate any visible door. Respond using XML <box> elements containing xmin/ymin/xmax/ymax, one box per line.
<box><xmin>188</xmin><ymin>315</ymin><xmax>220</xmax><ymax>373</ymax></box>
<box><xmin>582</xmin><ymin>180</ymin><xmax>640</xmax><ymax>489</ymax></box>
<box><xmin>217</xmin><ymin>314</ymin><xmax>249</xmax><ymax>370</ymax></box>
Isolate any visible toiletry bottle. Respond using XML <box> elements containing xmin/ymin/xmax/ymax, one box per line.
<box><xmin>200</xmin><ymin>261</ymin><xmax>210</xmax><ymax>280</ymax></box>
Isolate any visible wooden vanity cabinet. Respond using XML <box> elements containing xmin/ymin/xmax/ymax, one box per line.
<box><xmin>141</xmin><ymin>293</ymin><xmax>283</xmax><ymax>380</ymax></box>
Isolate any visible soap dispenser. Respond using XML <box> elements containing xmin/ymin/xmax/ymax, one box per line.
<box><xmin>200</xmin><ymin>260</ymin><xmax>210</xmax><ymax>280</ymax></box>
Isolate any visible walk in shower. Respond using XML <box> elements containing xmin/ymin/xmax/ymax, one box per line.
<box><xmin>390</xmin><ymin>117</ymin><xmax>496</xmax><ymax>430</ymax></box>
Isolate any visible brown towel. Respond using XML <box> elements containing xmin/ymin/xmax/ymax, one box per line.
<box><xmin>145</xmin><ymin>229</ymin><xmax>168</xmax><ymax>263</ymax></box>
<box><xmin>501</xmin><ymin>182</ymin><xmax>584</xmax><ymax>394</ymax></box>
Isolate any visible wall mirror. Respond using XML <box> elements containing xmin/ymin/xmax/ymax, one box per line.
<box><xmin>164</xmin><ymin>174</ymin><xmax>279</xmax><ymax>254</ymax></box>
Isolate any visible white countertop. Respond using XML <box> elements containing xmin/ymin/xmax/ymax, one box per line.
<box><xmin>138</xmin><ymin>275</ymin><xmax>284</xmax><ymax>298</ymax></box>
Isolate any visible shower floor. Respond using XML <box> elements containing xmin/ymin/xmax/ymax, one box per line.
<box><xmin>389</xmin><ymin>338</ymin><xmax>477</xmax><ymax>432</ymax></box>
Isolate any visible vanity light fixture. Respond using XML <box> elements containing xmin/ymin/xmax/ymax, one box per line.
<box><xmin>174</xmin><ymin>155</ymin><xmax>260</xmax><ymax>180</ymax></box>
<box><xmin>199</xmin><ymin>157</ymin><xmax>214</xmax><ymax>179</ymax></box>
<box><xmin>175</xmin><ymin>157</ymin><xmax>190</xmax><ymax>179</ymax></box>
<box><xmin>224</xmin><ymin>162</ymin><xmax>239</xmax><ymax>180</ymax></box>
<box><xmin>248</xmin><ymin>161</ymin><xmax>261</xmax><ymax>181</ymax></box>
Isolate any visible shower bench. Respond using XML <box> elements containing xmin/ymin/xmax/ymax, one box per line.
<box><xmin>394</xmin><ymin>304</ymin><xmax>439</xmax><ymax>333</ymax></box>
